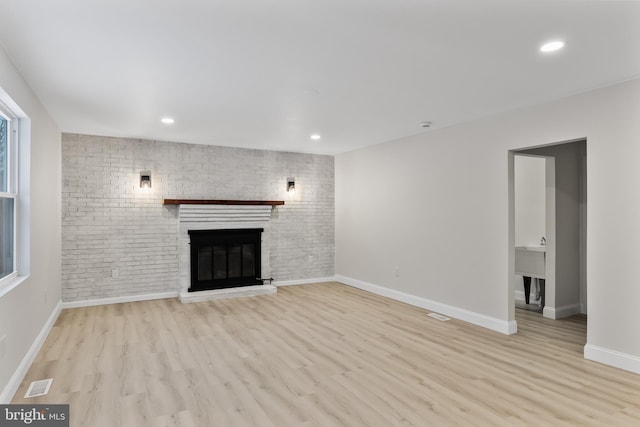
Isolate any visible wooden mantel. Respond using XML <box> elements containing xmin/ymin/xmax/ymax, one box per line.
<box><xmin>163</xmin><ymin>199</ymin><xmax>284</xmax><ymax>206</ymax></box>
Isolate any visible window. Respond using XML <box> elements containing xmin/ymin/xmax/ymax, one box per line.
<box><xmin>0</xmin><ymin>106</ymin><xmax>17</xmax><ymax>283</ymax></box>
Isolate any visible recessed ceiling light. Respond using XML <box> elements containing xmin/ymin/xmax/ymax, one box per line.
<box><xmin>310</xmin><ymin>134</ymin><xmax>321</xmax><ymax>141</ymax></box>
<box><xmin>161</xmin><ymin>117</ymin><xmax>175</xmax><ymax>125</ymax></box>
<box><xmin>421</xmin><ymin>121</ymin><xmax>433</xmax><ymax>128</ymax></box>
<box><xmin>540</xmin><ymin>41</ymin><xmax>565</xmax><ymax>53</ymax></box>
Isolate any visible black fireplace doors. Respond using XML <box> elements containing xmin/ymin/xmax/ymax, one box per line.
<box><xmin>188</xmin><ymin>228</ymin><xmax>263</xmax><ymax>291</ymax></box>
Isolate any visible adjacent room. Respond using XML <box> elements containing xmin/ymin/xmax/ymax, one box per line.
<box><xmin>1</xmin><ymin>1</ymin><xmax>639</xmax><ymax>425</ymax></box>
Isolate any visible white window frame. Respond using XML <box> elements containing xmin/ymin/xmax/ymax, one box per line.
<box><xmin>0</xmin><ymin>102</ymin><xmax>19</xmax><ymax>289</ymax></box>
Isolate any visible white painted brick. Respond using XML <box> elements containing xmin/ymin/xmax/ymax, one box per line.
<box><xmin>61</xmin><ymin>134</ymin><xmax>335</xmax><ymax>302</ymax></box>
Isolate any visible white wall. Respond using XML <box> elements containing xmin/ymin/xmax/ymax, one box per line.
<box><xmin>513</xmin><ymin>155</ymin><xmax>545</xmax><ymax>305</ymax></box>
<box><xmin>514</xmin><ymin>155</ymin><xmax>545</xmax><ymax>247</ymax></box>
<box><xmin>336</xmin><ymin>78</ymin><xmax>640</xmax><ymax>372</ymax></box>
<box><xmin>0</xmin><ymin>46</ymin><xmax>61</xmax><ymax>401</ymax></box>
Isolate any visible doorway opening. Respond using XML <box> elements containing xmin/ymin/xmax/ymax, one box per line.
<box><xmin>508</xmin><ymin>139</ymin><xmax>587</xmax><ymax>331</ymax></box>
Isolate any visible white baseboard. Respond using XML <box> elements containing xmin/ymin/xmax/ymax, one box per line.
<box><xmin>542</xmin><ymin>303</ymin><xmax>581</xmax><ymax>320</ymax></box>
<box><xmin>0</xmin><ymin>301</ymin><xmax>62</xmax><ymax>404</ymax></box>
<box><xmin>60</xmin><ymin>282</ymin><xmax>335</xmax><ymax>307</ymax></box>
<box><xmin>336</xmin><ymin>275</ymin><xmax>516</xmax><ymax>335</ymax></box>
<box><xmin>61</xmin><ymin>291</ymin><xmax>179</xmax><ymax>309</ymax></box>
<box><xmin>554</xmin><ymin>303</ymin><xmax>581</xmax><ymax>318</ymax></box>
<box><xmin>273</xmin><ymin>277</ymin><xmax>336</xmax><ymax>287</ymax></box>
<box><xmin>516</xmin><ymin>290</ymin><xmax>581</xmax><ymax>320</ymax></box>
<box><xmin>584</xmin><ymin>343</ymin><xmax>640</xmax><ymax>375</ymax></box>
<box><xmin>542</xmin><ymin>305</ymin><xmax>553</xmax><ymax>319</ymax></box>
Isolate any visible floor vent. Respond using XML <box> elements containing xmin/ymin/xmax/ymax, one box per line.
<box><xmin>428</xmin><ymin>312</ymin><xmax>450</xmax><ymax>321</ymax></box>
<box><xmin>24</xmin><ymin>379</ymin><xmax>53</xmax><ymax>398</ymax></box>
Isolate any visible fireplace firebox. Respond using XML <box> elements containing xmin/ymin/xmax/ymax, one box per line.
<box><xmin>188</xmin><ymin>228</ymin><xmax>263</xmax><ymax>292</ymax></box>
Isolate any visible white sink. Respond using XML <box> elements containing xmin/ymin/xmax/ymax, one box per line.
<box><xmin>515</xmin><ymin>246</ymin><xmax>546</xmax><ymax>277</ymax></box>
<box><xmin>516</xmin><ymin>245</ymin><xmax>546</xmax><ymax>253</ymax></box>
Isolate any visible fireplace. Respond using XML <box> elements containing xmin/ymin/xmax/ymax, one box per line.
<box><xmin>171</xmin><ymin>201</ymin><xmax>281</xmax><ymax>302</ymax></box>
<box><xmin>188</xmin><ymin>228</ymin><xmax>263</xmax><ymax>292</ymax></box>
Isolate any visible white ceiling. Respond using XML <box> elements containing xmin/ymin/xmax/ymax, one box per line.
<box><xmin>1</xmin><ymin>0</ymin><xmax>639</xmax><ymax>155</ymax></box>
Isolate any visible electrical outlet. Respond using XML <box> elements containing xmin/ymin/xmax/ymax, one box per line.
<box><xmin>111</xmin><ymin>268</ymin><xmax>118</xmax><ymax>278</ymax></box>
<box><xmin>0</xmin><ymin>334</ymin><xmax>7</xmax><ymax>360</ymax></box>
<box><xmin>395</xmin><ymin>267</ymin><xmax>400</xmax><ymax>277</ymax></box>
<box><xmin>308</xmin><ymin>255</ymin><xmax>314</xmax><ymax>262</ymax></box>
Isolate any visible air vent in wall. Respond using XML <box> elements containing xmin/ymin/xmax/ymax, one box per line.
<box><xmin>24</xmin><ymin>379</ymin><xmax>53</xmax><ymax>398</ymax></box>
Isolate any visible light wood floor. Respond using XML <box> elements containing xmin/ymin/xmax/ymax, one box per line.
<box><xmin>12</xmin><ymin>282</ymin><xmax>640</xmax><ymax>426</ymax></box>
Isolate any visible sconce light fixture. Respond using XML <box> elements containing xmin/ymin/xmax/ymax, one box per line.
<box><xmin>140</xmin><ymin>172</ymin><xmax>152</xmax><ymax>189</ymax></box>
<box><xmin>287</xmin><ymin>177</ymin><xmax>295</xmax><ymax>192</ymax></box>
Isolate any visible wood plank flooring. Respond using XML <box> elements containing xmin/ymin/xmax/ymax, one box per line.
<box><xmin>11</xmin><ymin>282</ymin><xmax>640</xmax><ymax>426</ymax></box>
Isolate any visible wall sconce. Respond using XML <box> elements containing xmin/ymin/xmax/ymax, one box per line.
<box><xmin>287</xmin><ymin>177</ymin><xmax>295</xmax><ymax>192</ymax></box>
<box><xmin>140</xmin><ymin>172</ymin><xmax>152</xmax><ymax>189</ymax></box>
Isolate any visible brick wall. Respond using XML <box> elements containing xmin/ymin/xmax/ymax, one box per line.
<box><xmin>61</xmin><ymin>134</ymin><xmax>334</xmax><ymax>302</ymax></box>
